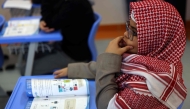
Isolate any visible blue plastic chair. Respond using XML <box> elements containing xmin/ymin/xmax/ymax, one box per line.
<box><xmin>0</xmin><ymin>14</ymin><xmax>5</xmax><ymax>30</ymax></box>
<box><xmin>177</xmin><ymin>102</ymin><xmax>184</xmax><ymax>109</ymax></box>
<box><xmin>88</xmin><ymin>12</ymin><xmax>101</xmax><ymax>61</ymax></box>
<box><xmin>0</xmin><ymin>14</ymin><xmax>5</xmax><ymax>67</ymax></box>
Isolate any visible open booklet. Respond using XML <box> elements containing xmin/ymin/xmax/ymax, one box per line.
<box><xmin>3</xmin><ymin>0</ymin><xmax>32</xmax><ymax>10</ymax></box>
<box><xmin>1</xmin><ymin>19</ymin><xmax>40</xmax><ymax>37</ymax></box>
<box><xmin>25</xmin><ymin>79</ymin><xmax>90</xmax><ymax>109</ymax></box>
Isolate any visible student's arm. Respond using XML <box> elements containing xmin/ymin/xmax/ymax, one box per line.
<box><xmin>67</xmin><ymin>52</ymin><xmax>121</xmax><ymax>109</ymax></box>
<box><xmin>31</xmin><ymin>0</ymin><xmax>41</xmax><ymax>4</ymax></box>
<box><xmin>40</xmin><ymin>0</ymin><xmax>54</xmax><ymax>25</ymax></box>
<box><xmin>48</xmin><ymin>0</ymin><xmax>75</xmax><ymax>29</ymax></box>
<box><xmin>67</xmin><ymin>61</ymin><xmax>96</xmax><ymax>79</ymax></box>
<box><xmin>40</xmin><ymin>0</ymin><xmax>75</xmax><ymax>30</ymax></box>
<box><xmin>40</xmin><ymin>0</ymin><xmax>76</xmax><ymax>29</ymax></box>
<box><xmin>94</xmin><ymin>36</ymin><xmax>133</xmax><ymax>109</ymax></box>
<box><xmin>95</xmin><ymin>53</ymin><xmax>121</xmax><ymax>109</ymax></box>
<box><xmin>48</xmin><ymin>0</ymin><xmax>93</xmax><ymax>29</ymax></box>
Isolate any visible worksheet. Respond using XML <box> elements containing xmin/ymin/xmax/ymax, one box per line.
<box><xmin>4</xmin><ymin>0</ymin><xmax>32</xmax><ymax>10</ymax></box>
<box><xmin>29</xmin><ymin>96</ymin><xmax>89</xmax><ymax>109</ymax></box>
<box><xmin>3</xmin><ymin>19</ymin><xmax>39</xmax><ymax>37</ymax></box>
<box><xmin>30</xmin><ymin>79</ymin><xmax>89</xmax><ymax>97</ymax></box>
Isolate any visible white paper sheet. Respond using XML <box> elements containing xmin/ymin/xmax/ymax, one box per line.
<box><xmin>3</xmin><ymin>19</ymin><xmax>39</xmax><ymax>37</ymax></box>
<box><xmin>30</xmin><ymin>96</ymin><xmax>88</xmax><ymax>109</ymax></box>
<box><xmin>31</xmin><ymin>79</ymin><xmax>88</xmax><ymax>98</ymax></box>
<box><xmin>3</xmin><ymin>0</ymin><xmax>32</xmax><ymax>10</ymax></box>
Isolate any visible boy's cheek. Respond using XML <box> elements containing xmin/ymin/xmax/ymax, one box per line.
<box><xmin>130</xmin><ymin>44</ymin><xmax>138</xmax><ymax>53</ymax></box>
<box><xmin>127</xmin><ymin>47</ymin><xmax>138</xmax><ymax>54</ymax></box>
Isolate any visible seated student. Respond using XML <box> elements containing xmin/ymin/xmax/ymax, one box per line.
<box><xmin>26</xmin><ymin>0</ymin><xmax>95</xmax><ymax>75</ymax></box>
<box><xmin>53</xmin><ymin>0</ymin><xmax>187</xmax><ymax>109</ymax></box>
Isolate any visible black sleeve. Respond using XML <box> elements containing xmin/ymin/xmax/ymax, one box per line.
<box><xmin>40</xmin><ymin>0</ymin><xmax>54</xmax><ymax>24</ymax></box>
<box><xmin>31</xmin><ymin>0</ymin><xmax>41</xmax><ymax>4</ymax></box>
<box><xmin>47</xmin><ymin>0</ymin><xmax>94</xmax><ymax>29</ymax></box>
<box><xmin>45</xmin><ymin>0</ymin><xmax>79</xmax><ymax>29</ymax></box>
<box><xmin>40</xmin><ymin>0</ymin><xmax>77</xmax><ymax>29</ymax></box>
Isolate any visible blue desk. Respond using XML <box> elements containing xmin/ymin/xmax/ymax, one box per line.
<box><xmin>0</xmin><ymin>17</ymin><xmax>62</xmax><ymax>75</ymax></box>
<box><xmin>5</xmin><ymin>75</ymin><xmax>96</xmax><ymax>109</ymax></box>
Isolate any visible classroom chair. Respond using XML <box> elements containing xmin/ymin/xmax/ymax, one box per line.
<box><xmin>177</xmin><ymin>102</ymin><xmax>184</xmax><ymax>109</ymax></box>
<box><xmin>0</xmin><ymin>15</ymin><xmax>5</xmax><ymax>67</ymax></box>
<box><xmin>88</xmin><ymin>12</ymin><xmax>101</xmax><ymax>61</ymax></box>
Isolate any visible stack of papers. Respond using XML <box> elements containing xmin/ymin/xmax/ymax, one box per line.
<box><xmin>3</xmin><ymin>19</ymin><xmax>40</xmax><ymax>37</ymax></box>
<box><xmin>3</xmin><ymin>0</ymin><xmax>32</xmax><ymax>10</ymax></box>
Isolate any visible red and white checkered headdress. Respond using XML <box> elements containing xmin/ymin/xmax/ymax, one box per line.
<box><xmin>131</xmin><ymin>0</ymin><xmax>186</xmax><ymax>65</ymax></box>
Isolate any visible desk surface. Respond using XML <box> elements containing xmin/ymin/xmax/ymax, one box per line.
<box><xmin>0</xmin><ymin>17</ymin><xmax>62</xmax><ymax>44</ymax></box>
<box><xmin>5</xmin><ymin>75</ymin><xmax>96</xmax><ymax>109</ymax></box>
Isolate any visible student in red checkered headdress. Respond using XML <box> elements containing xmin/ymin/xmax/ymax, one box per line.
<box><xmin>53</xmin><ymin>0</ymin><xmax>187</xmax><ymax>108</ymax></box>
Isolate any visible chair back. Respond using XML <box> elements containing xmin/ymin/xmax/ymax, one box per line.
<box><xmin>0</xmin><ymin>14</ymin><xmax>5</xmax><ymax>67</ymax></box>
<box><xmin>88</xmin><ymin>12</ymin><xmax>101</xmax><ymax>61</ymax></box>
<box><xmin>0</xmin><ymin>14</ymin><xmax>5</xmax><ymax>30</ymax></box>
<box><xmin>177</xmin><ymin>102</ymin><xmax>184</xmax><ymax>109</ymax></box>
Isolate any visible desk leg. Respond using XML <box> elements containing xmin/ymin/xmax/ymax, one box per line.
<box><xmin>24</xmin><ymin>43</ymin><xmax>37</xmax><ymax>76</ymax></box>
<box><xmin>15</xmin><ymin>47</ymin><xmax>23</xmax><ymax>68</ymax></box>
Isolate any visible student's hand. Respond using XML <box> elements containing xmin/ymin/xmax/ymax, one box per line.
<box><xmin>40</xmin><ymin>21</ymin><xmax>55</xmax><ymax>33</ymax></box>
<box><xmin>53</xmin><ymin>68</ymin><xmax>68</xmax><ymax>79</ymax></box>
<box><xmin>105</xmin><ymin>36</ymin><xmax>133</xmax><ymax>55</ymax></box>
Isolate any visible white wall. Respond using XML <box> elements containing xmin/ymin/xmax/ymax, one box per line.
<box><xmin>93</xmin><ymin>0</ymin><xmax>190</xmax><ymax>25</ymax></box>
<box><xmin>92</xmin><ymin>0</ymin><xmax>128</xmax><ymax>25</ymax></box>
